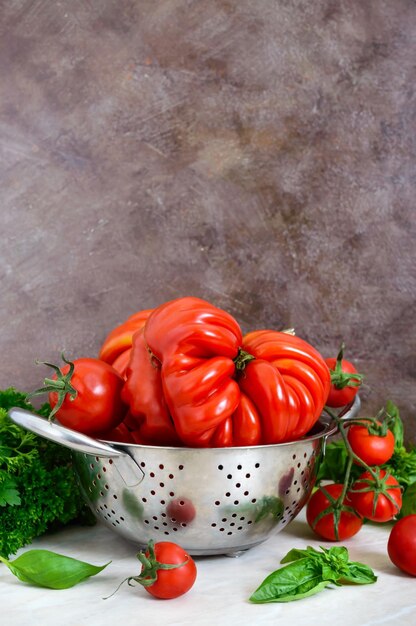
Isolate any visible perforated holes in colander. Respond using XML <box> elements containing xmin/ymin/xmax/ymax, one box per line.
<box><xmin>140</xmin><ymin>461</ymin><xmax>190</xmax><ymax>536</ymax></box>
<box><xmin>211</xmin><ymin>461</ymin><xmax>261</xmax><ymax>535</ymax></box>
<box><xmin>85</xmin><ymin>455</ymin><xmax>126</xmax><ymax>528</ymax></box>
<box><xmin>280</xmin><ymin>449</ymin><xmax>317</xmax><ymax>525</ymax></box>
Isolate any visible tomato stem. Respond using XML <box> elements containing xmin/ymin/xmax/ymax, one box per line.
<box><xmin>27</xmin><ymin>353</ymin><xmax>78</xmax><ymax>421</ymax></box>
<box><xmin>329</xmin><ymin>342</ymin><xmax>364</xmax><ymax>390</ymax></box>
<box><xmin>233</xmin><ymin>348</ymin><xmax>256</xmax><ymax>371</ymax></box>
<box><xmin>131</xmin><ymin>540</ymin><xmax>188</xmax><ymax>588</ymax></box>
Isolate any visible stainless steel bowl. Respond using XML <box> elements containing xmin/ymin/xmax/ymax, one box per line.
<box><xmin>9</xmin><ymin>398</ymin><xmax>359</xmax><ymax>556</ymax></box>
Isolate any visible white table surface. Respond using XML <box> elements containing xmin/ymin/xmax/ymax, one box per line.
<box><xmin>2</xmin><ymin>509</ymin><xmax>415</xmax><ymax>626</ymax></box>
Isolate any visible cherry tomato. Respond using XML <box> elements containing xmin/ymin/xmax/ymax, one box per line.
<box><xmin>325</xmin><ymin>357</ymin><xmax>361</xmax><ymax>407</ymax></box>
<box><xmin>306</xmin><ymin>483</ymin><xmax>363</xmax><ymax>541</ymax></box>
<box><xmin>46</xmin><ymin>357</ymin><xmax>127</xmax><ymax>436</ymax></box>
<box><xmin>325</xmin><ymin>344</ymin><xmax>363</xmax><ymax>408</ymax></box>
<box><xmin>349</xmin><ymin>469</ymin><xmax>402</xmax><ymax>522</ymax></box>
<box><xmin>140</xmin><ymin>541</ymin><xmax>197</xmax><ymax>599</ymax></box>
<box><xmin>387</xmin><ymin>515</ymin><xmax>416</xmax><ymax>576</ymax></box>
<box><xmin>347</xmin><ymin>421</ymin><xmax>395</xmax><ymax>466</ymax></box>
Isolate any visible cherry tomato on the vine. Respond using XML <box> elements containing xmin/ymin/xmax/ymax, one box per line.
<box><xmin>325</xmin><ymin>344</ymin><xmax>363</xmax><ymax>408</ymax></box>
<box><xmin>349</xmin><ymin>469</ymin><xmax>402</xmax><ymax>522</ymax></box>
<box><xmin>387</xmin><ymin>515</ymin><xmax>416</xmax><ymax>576</ymax></box>
<box><xmin>306</xmin><ymin>483</ymin><xmax>363</xmax><ymax>541</ymax></box>
<box><xmin>347</xmin><ymin>420</ymin><xmax>395</xmax><ymax>466</ymax></box>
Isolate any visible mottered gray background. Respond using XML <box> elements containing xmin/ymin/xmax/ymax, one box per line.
<box><xmin>1</xmin><ymin>1</ymin><xmax>415</xmax><ymax>442</ymax></box>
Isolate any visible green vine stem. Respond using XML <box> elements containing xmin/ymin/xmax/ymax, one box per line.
<box><xmin>316</xmin><ymin>406</ymin><xmax>401</xmax><ymax>539</ymax></box>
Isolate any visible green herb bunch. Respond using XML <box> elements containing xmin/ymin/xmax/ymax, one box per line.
<box><xmin>0</xmin><ymin>388</ymin><xmax>94</xmax><ymax>558</ymax></box>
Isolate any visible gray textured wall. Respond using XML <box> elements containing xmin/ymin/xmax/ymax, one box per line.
<box><xmin>1</xmin><ymin>1</ymin><xmax>415</xmax><ymax>442</ymax></box>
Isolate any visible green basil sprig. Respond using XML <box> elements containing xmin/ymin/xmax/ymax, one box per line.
<box><xmin>0</xmin><ymin>549</ymin><xmax>110</xmax><ymax>589</ymax></box>
<box><xmin>249</xmin><ymin>545</ymin><xmax>376</xmax><ymax>603</ymax></box>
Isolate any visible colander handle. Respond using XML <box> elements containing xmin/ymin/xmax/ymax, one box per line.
<box><xmin>8</xmin><ymin>407</ymin><xmax>125</xmax><ymax>458</ymax></box>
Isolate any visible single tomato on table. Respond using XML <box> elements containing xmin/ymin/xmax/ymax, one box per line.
<box><xmin>306</xmin><ymin>483</ymin><xmax>363</xmax><ymax>541</ymax></box>
<box><xmin>387</xmin><ymin>514</ymin><xmax>416</xmax><ymax>576</ymax></box>
<box><xmin>132</xmin><ymin>540</ymin><xmax>197</xmax><ymax>599</ymax></box>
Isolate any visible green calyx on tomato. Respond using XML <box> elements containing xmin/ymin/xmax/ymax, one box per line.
<box><xmin>349</xmin><ymin>468</ymin><xmax>402</xmax><ymax>522</ymax></box>
<box><xmin>347</xmin><ymin>414</ymin><xmax>395</xmax><ymax>467</ymax></box>
<box><xmin>29</xmin><ymin>354</ymin><xmax>127</xmax><ymax>436</ymax></box>
<box><xmin>28</xmin><ymin>353</ymin><xmax>78</xmax><ymax>420</ymax></box>
<box><xmin>233</xmin><ymin>348</ymin><xmax>256</xmax><ymax>371</ymax></box>
<box><xmin>306</xmin><ymin>483</ymin><xmax>363</xmax><ymax>541</ymax></box>
<box><xmin>328</xmin><ymin>343</ymin><xmax>363</xmax><ymax>391</ymax></box>
<box><xmin>131</xmin><ymin>539</ymin><xmax>189</xmax><ymax>588</ymax></box>
<box><xmin>106</xmin><ymin>539</ymin><xmax>197</xmax><ymax>600</ymax></box>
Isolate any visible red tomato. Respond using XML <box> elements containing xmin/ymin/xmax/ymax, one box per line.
<box><xmin>325</xmin><ymin>356</ymin><xmax>362</xmax><ymax>407</ymax></box>
<box><xmin>387</xmin><ymin>515</ymin><xmax>416</xmax><ymax>576</ymax></box>
<box><xmin>349</xmin><ymin>469</ymin><xmax>402</xmax><ymax>522</ymax></box>
<box><xmin>347</xmin><ymin>421</ymin><xmax>395</xmax><ymax>466</ymax></box>
<box><xmin>306</xmin><ymin>483</ymin><xmax>363</xmax><ymax>541</ymax></box>
<box><xmin>47</xmin><ymin>357</ymin><xmax>127</xmax><ymax>436</ymax></box>
<box><xmin>140</xmin><ymin>541</ymin><xmax>197</xmax><ymax>599</ymax></box>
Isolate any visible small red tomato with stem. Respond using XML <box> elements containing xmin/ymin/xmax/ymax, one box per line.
<box><xmin>388</xmin><ymin>515</ymin><xmax>416</xmax><ymax>576</ymax></box>
<box><xmin>128</xmin><ymin>540</ymin><xmax>197</xmax><ymax>599</ymax></box>
<box><xmin>306</xmin><ymin>483</ymin><xmax>363</xmax><ymax>541</ymax></box>
<box><xmin>347</xmin><ymin>419</ymin><xmax>395</xmax><ymax>466</ymax></box>
<box><xmin>349</xmin><ymin>469</ymin><xmax>402</xmax><ymax>522</ymax></box>
<box><xmin>29</xmin><ymin>354</ymin><xmax>127</xmax><ymax>436</ymax></box>
<box><xmin>325</xmin><ymin>343</ymin><xmax>363</xmax><ymax>408</ymax></box>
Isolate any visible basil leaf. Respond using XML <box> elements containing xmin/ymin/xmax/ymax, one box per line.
<box><xmin>249</xmin><ymin>558</ymin><xmax>330</xmax><ymax>603</ymax></box>
<box><xmin>400</xmin><ymin>481</ymin><xmax>416</xmax><ymax>517</ymax></box>
<box><xmin>280</xmin><ymin>547</ymin><xmax>320</xmax><ymax>563</ymax></box>
<box><xmin>0</xmin><ymin>549</ymin><xmax>110</xmax><ymax>589</ymax></box>
<box><xmin>385</xmin><ymin>401</ymin><xmax>404</xmax><ymax>450</ymax></box>
<box><xmin>342</xmin><ymin>562</ymin><xmax>377</xmax><ymax>585</ymax></box>
<box><xmin>324</xmin><ymin>546</ymin><xmax>349</xmax><ymax>563</ymax></box>
<box><xmin>316</xmin><ymin>440</ymin><xmax>349</xmax><ymax>483</ymax></box>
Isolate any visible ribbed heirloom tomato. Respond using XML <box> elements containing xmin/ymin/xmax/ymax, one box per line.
<box><xmin>125</xmin><ymin>297</ymin><xmax>331</xmax><ymax>447</ymax></box>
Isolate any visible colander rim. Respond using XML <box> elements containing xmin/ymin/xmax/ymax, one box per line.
<box><xmin>97</xmin><ymin>414</ymin><xmax>338</xmax><ymax>452</ymax></box>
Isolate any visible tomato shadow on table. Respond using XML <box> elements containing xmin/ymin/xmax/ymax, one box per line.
<box><xmin>282</xmin><ymin>517</ymin><xmax>314</xmax><ymax>540</ymax></box>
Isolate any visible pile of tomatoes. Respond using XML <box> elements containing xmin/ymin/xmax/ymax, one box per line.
<box><xmin>305</xmin><ymin>405</ymin><xmax>416</xmax><ymax>578</ymax></box>
<box><xmin>30</xmin><ymin>296</ymin><xmax>416</xmax><ymax>585</ymax></box>
<box><xmin>32</xmin><ymin>296</ymin><xmax>340</xmax><ymax>447</ymax></box>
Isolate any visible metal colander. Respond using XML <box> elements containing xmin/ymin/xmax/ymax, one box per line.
<box><xmin>9</xmin><ymin>399</ymin><xmax>359</xmax><ymax>556</ymax></box>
